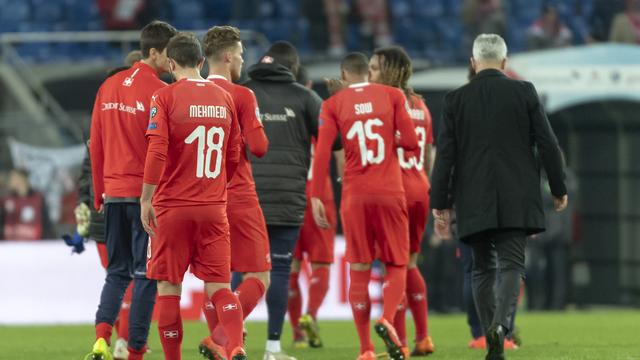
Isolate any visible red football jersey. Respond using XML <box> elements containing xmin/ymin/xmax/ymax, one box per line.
<box><xmin>90</xmin><ymin>61</ymin><xmax>166</xmax><ymax>209</ymax></box>
<box><xmin>398</xmin><ymin>95</ymin><xmax>434</xmax><ymax>203</ymax></box>
<box><xmin>311</xmin><ymin>82</ymin><xmax>418</xmax><ymax>198</ymax></box>
<box><xmin>143</xmin><ymin>78</ymin><xmax>241</xmax><ymax>207</ymax></box>
<box><xmin>207</xmin><ymin>75</ymin><xmax>268</xmax><ymax>202</ymax></box>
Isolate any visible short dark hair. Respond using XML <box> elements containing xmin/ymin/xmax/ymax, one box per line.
<box><xmin>341</xmin><ymin>52</ymin><xmax>369</xmax><ymax>76</ymax></box>
<box><xmin>167</xmin><ymin>32</ymin><xmax>203</xmax><ymax>68</ymax></box>
<box><xmin>140</xmin><ymin>21</ymin><xmax>177</xmax><ymax>58</ymax></box>
<box><xmin>262</xmin><ymin>41</ymin><xmax>299</xmax><ymax>71</ymax></box>
<box><xmin>203</xmin><ymin>26</ymin><xmax>242</xmax><ymax>61</ymax></box>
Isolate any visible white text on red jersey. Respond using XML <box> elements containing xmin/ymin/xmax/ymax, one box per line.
<box><xmin>189</xmin><ymin>105</ymin><xmax>228</xmax><ymax>119</ymax></box>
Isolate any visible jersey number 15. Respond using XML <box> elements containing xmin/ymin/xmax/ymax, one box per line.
<box><xmin>347</xmin><ymin>118</ymin><xmax>384</xmax><ymax>166</ymax></box>
<box><xmin>185</xmin><ymin>125</ymin><xmax>225</xmax><ymax>179</ymax></box>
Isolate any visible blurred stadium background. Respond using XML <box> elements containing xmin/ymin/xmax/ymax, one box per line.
<box><xmin>1</xmin><ymin>0</ymin><xmax>639</xmax><ymax>334</ymax></box>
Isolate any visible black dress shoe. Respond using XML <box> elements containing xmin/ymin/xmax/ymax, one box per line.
<box><xmin>485</xmin><ymin>324</ymin><xmax>505</xmax><ymax>360</ymax></box>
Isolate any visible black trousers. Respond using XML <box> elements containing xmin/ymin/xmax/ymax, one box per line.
<box><xmin>465</xmin><ymin>229</ymin><xmax>526</xmax><ymax>334</ymax></box>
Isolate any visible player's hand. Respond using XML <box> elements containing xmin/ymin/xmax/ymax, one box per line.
<box><xmin>554</xmin><ymin>194</ymin><xmax>568</xmax><ymax>212</ymax></box>
<box><xmin>140</xmin><ymin>200</ymin><xmax>158</xmax><ymax>237</ymax></box>
<box><xmin>324</xmin><ymin>78</ymin><xmax>346</xmax><ymax>96</ymax></box>
<box><xmin>311</xmin><ymin>197</ymin><xmax>330</xmax><ymax>229</ymax></box>
<box><xmin>432</xmin><ymin>208</ymin><xmax>451</xmax><ymax>239</ymax></box>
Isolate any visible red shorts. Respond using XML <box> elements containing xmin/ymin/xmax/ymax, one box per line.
<box><xmin>227</xmin><ymin>202</ymin><xmax>271</xmax><ymax>272</ymax></box>
<box><xmin>147</xmin><ymin>205</ymin><xmax>230</xmax><ymax>284</ymax></box>
<box><xmin>341</xmin><ymin>195</ymin><xmax>409</xmax><ymax>266</ymax></box>
<box><xmin>407</xmin><ymin>198</ymin><xmax>429</xmax><ymax>254</ymax></box>
<box><xmin>294</xmin><ymin>197</ymin><xmax>336</xmax><ymax>263</ymax></box>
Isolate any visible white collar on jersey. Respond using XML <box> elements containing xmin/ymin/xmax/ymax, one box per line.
<box><xmin>207</xmin><ymin>74</ymin><xmax>229</xmax><ymax>81</ymax></box>
<box><xmin>185</xmin><ymin>78</ymin><xmax>210</xmax><ymax>82</ymax></box>
<box><xmin>349</xmin><ymin>82</ymin><xmax>370</xmax><ymax>88</ymax></box>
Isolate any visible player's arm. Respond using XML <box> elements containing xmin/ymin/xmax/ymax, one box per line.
<box><xmin>393</xmin><ymin>90</ymin><xmax>419</xmax><ymax>150</ymax></box>
<box><xmin>310</xmin><ymin>103</ymin><xmax>338</xmax><ymax>229</ymax></box>
<box><xmin>425</xmin><ymin>106</ymin><xmax>435</xmax><ymax>176</ymax></box>
<box><xmin>225</xmin><ymin>97</ymin><xmax>242</xmax><ymax>181</ymax></box>
<box><xmin>89</xmin><ymin>91</ymin><xmax>105</xmax><ymax>211</ymax></box>
<box><xmin>240</xmin><ymin>88</ymin><xmax>269</xmax><ymax>157</ymax></box>
<box><xmin>140</xmin><ymin>93</ymin><xmax>169</xmax><ymax>237</ymax></box>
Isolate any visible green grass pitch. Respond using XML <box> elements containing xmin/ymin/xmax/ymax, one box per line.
<box><xmin>0</xmin><ymin>310</ymin><xmax>638</xmax><ymax>359</ymax></box>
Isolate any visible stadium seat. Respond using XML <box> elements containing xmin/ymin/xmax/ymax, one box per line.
<box><xmin>31</xmin><ymin>0</ymin><xmax>64</xmax><ymax>23</ymax></box>
<box><xmin>411</xmin><ymin>0</ymin><xmax>445</xmax><ymax>19</ymax></box>
<box><xmin>390</xmin><ymin>0</ymin><xmax>412</xmax><ymax>19</ymax></box>
<box><xmin>172</xmin><ymin>0</ymin><xmax>204</xmax><ymax>21</ymax></box>
<box><xmin>275</xmin><ymin>0</ymin><xmax>299</xmax><ymax>18</ymax></box>
<box><xmin>202</xmin><ymin>0</ymin><xmax>232</xmax><ymax>21</ymax></box>
<box><xmin>0</xmin><ymin>1</ymin><xmax>31</xmax><ymax>32</ymax></box>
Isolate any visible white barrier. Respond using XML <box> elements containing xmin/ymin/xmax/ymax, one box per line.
<box><xmin>0</xmin><ymin>238</ymin><xmax>383</xmax><ymax>325</ymax></box>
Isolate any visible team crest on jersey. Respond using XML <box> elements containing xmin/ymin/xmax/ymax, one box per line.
<box><xmin>150</xmin><ymin>107</ymin><xmax>157</xmax><ymax>119</ymax></box>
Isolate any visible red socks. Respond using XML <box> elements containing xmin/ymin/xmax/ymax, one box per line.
<box><xmin>157</xmin><ymin>295</ymin><xmax>183</xmax><ymax>360</ymax></box>
<box><xmin>235</xmin><ymin>277</ymin><xmax>266</xmax><ymax>319</ymax></box>
<box><xmin>211</xmin><ymin>288</ymin><xmax>244</xmax><ymax>353</ymax></box>
<box><xmin>407</xmin><ymin>267</ymin><xmax>429</xmax><ymax>340</ymax></box>
<box><xmin>127</xmin><ymin>346</ymin><xmax>146</xmax><ymax>360</ymax></box>
<box><xmin>393</xmin><ymin>296</ymin><xmax>408</xmax><ymax>346</ymax></box>
<box><xmin>382</xmin><ymin>265</ymin><xmax>407</xmax><ymax>323</ymax></box>
<box><xmin>95</xmin><ymin>322</ymin><xmax>113</xmax><ymax>344</ymax></box>
<box><xmin>116</xmin><ymin>282</ymin><xmax>133</xmax><ymax>341</ymax></box>
<box><xmin>288</xmin><ymin>272</ymin><xmax>302</xmax><ymax>333</ymax></box>
<box><xmin>307</xmin><ymin>267</ymin><xmax>330</xmax><ymax>319</ymax></box>
<box><xmin>349</xmin><ymin>268</ymin><xmax>373</xmax><ymax>354</ymax></box>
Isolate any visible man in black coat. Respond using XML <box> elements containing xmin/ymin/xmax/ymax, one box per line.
<box><xmin>430</xmin><ymin>34</ymin><xmax>568</xmax><ymax>360</ymax></box>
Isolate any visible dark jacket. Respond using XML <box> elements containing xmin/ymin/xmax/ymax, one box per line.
<box><xmin>244</xmin><ymin>63</ymin><xmax>322</xmax><ymax>226</ymax></box>
<box><xmin>430</xmin><ymin>69</ymin><xmax>567</xmax><ymax>240</ymax></box>
<box><xmin>78</xmin><ymin>143</ymin><xmax>105</xmax><ymax>242</ymax></box>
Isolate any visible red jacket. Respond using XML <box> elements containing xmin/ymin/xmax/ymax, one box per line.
<box><xmin>89</xmin><ymin>62</ymin><xmax>166</xmax><ymax>209</ymax></box>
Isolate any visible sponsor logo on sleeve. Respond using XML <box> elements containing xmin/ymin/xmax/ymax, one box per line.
<box><xmin>148</xmin><ymin>122</ymin><xmax>158</xmax><ymax>130</ymax></box>
<box><xmin>255</xmin><ymin>107</ymin><xmax>262</xmax><ymax>124</ymax></box>
<box><xmin>150</xmin><ymin>107</ymin><xmax>157</xmax><ymax>119</ymax></box>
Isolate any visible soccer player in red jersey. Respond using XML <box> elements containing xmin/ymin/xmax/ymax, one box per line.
<box><xmin>369</xmin><ymin>46</ymin><xmax>435</xmax><ymax>357</ymax></box>
<box><xmin>197</xmin><ymin>25</ymin><xmax>271</xmax><ymax>354</ymax></box>
<box><xmin>310</xmin><ymin>53</ymin><xmax>418</xmax><ymax>360</ymax></box>
<box><xmin>288</xmin><ymin>137</ymin><xmax>341</xmax><ymax>349</ymax></box>
<box><xmin>140</xmin><ymin>32</ymin><xmax>245</xmax><ymax>360</ymax></box>
<box><xmin>87</xmin><ymin>21</ymin><xmax>177</xmax><ymax>360</ymax></box>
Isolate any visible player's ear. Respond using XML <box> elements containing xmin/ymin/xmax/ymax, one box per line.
<box><xmin>340</xmin><ymin>69</ymin><xmax>347</xmax><ymax>81</ymax></box>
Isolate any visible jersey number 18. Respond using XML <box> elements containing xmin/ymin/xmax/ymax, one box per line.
<box><xmin>185</xmin><ymin>125</ymin><xmax>225</xmax><ymax>179</ymax></box>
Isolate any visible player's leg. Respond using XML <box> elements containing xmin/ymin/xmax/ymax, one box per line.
<box><xmin>392</xmin><ymin>295</ymin><xmax>408</xmax><ymax>348</ymax></box>
<box><xmin>127</xmin><ymin>203</ymin><xmax>157</xmax><ymax>359</ymax></box>
<box><xmin>113</xmin><ymin>282</ymin><xmax>133</xmax><ymax>359</ymax></box>
<box><xmin>90</xmin><ymin>203</ymin><xmax>133</xmax><ymax>360</ymax></box>
<box><xmin>459</xmin><ymin>241</ymin><xmax>485</xmax><ymax>348</ymax></box>
<box><xmin>372</xmin><ymin>197</ymin><xmax>409</xmax><ymax>360</ymax></box>
<box><xmin>288</xmin><ymin>256</ymin><xmax>305</xmax><ymax>347</ymax></box>
<box><xmin>405</xmin><ymin>201</ymin><xmax>434</xmax><ymax>356</ymax></box>
<box><xmin>264</xmin><ymin>225</ymin><xmax>299</xmax><ymax>359</ymax></box>
<box><xmin>156</xmin><ymin>281</ymin><xmax>183</xmax><ymax>360</ymax></box>
<box><xmin>194</xmin><ymin>205</ymin><xmax>246</xmax><ymax>360</ymax></box>
<box><xmin>342</xmin><ymin>196</ymin><xmax>375</xmax><ymax>358</ymax></box>
<box><xmin>300</xmin><ymin>198</ymin><xmax>335</xmax><ymax>349</ymax></box>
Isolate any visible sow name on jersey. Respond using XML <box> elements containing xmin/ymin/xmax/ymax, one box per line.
<box><xmin>354</xmin><ymin>102</ymin><xmax>373</xmax><ymax>115</ymax></box>
<box><xmin>189</xmin><ymin>105</ymin><xmax>227</xmax><ymax>119</ymax></box>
